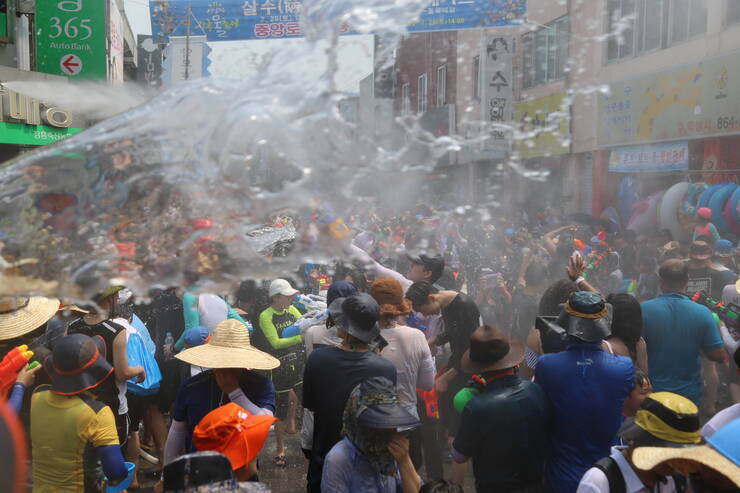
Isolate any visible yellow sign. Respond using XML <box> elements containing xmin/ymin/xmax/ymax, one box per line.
<box><xmin>514</xmin><ymin>92</ymin><xmax>570</xmax><ymax>158</ymax></box>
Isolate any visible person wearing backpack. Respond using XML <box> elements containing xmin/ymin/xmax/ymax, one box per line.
<box><xmin>577</xmin><ymin>392</ymin><xmax>702</xmax><ymax>493</ymax></box>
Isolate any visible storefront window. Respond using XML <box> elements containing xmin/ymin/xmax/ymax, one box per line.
<box><xmin>523</xmin><ymin>16</ymin><xmax>569</xmax><ymax>88</ymax></box>
<box><xmin>417</xmin><ymin>73</ymin><xmax>428</xmax><ymax>114</ymax></box>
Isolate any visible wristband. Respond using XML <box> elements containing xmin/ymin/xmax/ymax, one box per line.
<box><xmin>575</xmin><ymin>276</ymin><xmax>585</xmax><ymax>285</ymax></box>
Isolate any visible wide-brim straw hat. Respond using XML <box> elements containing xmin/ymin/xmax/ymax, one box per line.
<box><xmin>176</xmin><ymin>319</ymin><xmax>279</xmax><ymax>370</ymax></box>
<box><xmin>632</xmin><ymin>445</ymin><xmax>740</xmax><ymax>487</ymax></box>
<box><xmin>0</xmin><ymin>296</ymin><xmax>60</xmax><ymax>341</ymax></box>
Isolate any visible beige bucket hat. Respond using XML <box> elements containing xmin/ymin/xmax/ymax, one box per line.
<box><xmin>0</xmin><ymin>296</ymin><xmax>60</xmax><ymax>341</ymax></box>
<box><xmin>176</xmin><ymin>319</ymin><xmax>280</xmax><ymax>370</ymax></box>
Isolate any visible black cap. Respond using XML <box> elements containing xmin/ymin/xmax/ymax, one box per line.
<box><xmin>163</xmin><ymin>452</ymin><xmax>237</xmax><ymax>492</ymax></box>
<box><xmin>407</xmin><ymin>253</ymin><xmax>445</xmax><ymax>284</ymax></box>
<box><xmin>44</xmin><ymin>334</ymin><xmax>114</xmax><ymax>395</ymax></box>
<box><xmin>328</xmin><ymin>293</ymin><xmax>380</xmax><ymax>344</ymax></box>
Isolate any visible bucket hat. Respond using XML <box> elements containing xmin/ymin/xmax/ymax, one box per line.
<box><xmin>193</xmin><ymin>402</ymin><xmax>277</xmax><ymax>471</ymax></box>
<box><xmin>369</xmin><ymin>277</ymin><xmax>412</xmax><ymax>319</ymax></box>
<box><xmin>556</xmin><ymin>291</ymin><xmax>612</xmax><ymax>343</ymax></box>
<box><xmin>176</xmin><ymin>319</ymin><xmax>279</xmax><ymax>370</ymax></box>
<box><xmin>163</xmin><ymin>452</ymin><xmax>237</xmax><ymax>492</ymax></box>
<box><xmin>327</xmin><ymin>293</ymin><xmax>380</xmax><ymax>345</ymax></box>
<box><xmin>633</xmin><ymin>417</ymin><xmax>740</xmax><ymax>488</ymax></box>
<box><xmin>44</xmin><ymin>333</ymin><xmax>114</xmax><ymax>395</ymax></box>
<box><xmin>618</xmin><ymin>392</ymin><xmax>701</xmax><ymax>448</ymax></box>
<box><xmin>690</xmin><ymin>241</ymin><xmax>713</xmax><ymax>261</ymax></box>
<box><xmin>268</xmin><ymin>279</ymin><xmax>299</xmax><ymax>298</ymax></box>
<box><xmin>0</xmin><ymin>296</ymin><xmax>60</xmax><ymax>341</ymax></box>
<box><xmin>461</xmin><ymin>325</ymin><xmax>525</xmax><ymax>374</ymax></box>
<box><xmin>351</xmin><ymin>377</ymin><xmax>419</xmax><ymax>430</ymax></box>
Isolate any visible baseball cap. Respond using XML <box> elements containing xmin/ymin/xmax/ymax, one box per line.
<box><xmin>406</xmin><ymin>253</ymin><xmax>445</xmax><ymax>284</ymax></box>
<box><xmin>193</xmin><ymin>403</ymin><xmax>277</xmax><ymax>471</ymax></box>
<box><xmin>268</xmin><ymin>279</ymin><xmax>299</xmax><ymax>298</ymax></box>
<box><xmin>714</xmin><ymin>239</ymin><xmax>734</xmax><ymax>258</ymax></box>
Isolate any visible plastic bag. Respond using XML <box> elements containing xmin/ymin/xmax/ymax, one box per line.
<box><xmin>127</xmin><ymin>331</ymin><xmax>162</xmax><ymax>395</ymax></box>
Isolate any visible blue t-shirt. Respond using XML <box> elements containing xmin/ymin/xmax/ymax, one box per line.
<box><xmin>321</xmin><ymin>438</ymin><xmax>402</xmax><ymax>493</ymax></box>
<box><xmin>535</xmin><ymin>345</ymin><xmax>634</xmax><ymax>493</ymax></box>
<box><xmin>641</xmin><ymin>292</ymin><xmax>724</xmax><ymax>405</ymax></box>
<box><xmin>173</xmin><ymin>370</ymin><xmax>275</xmax><ymax>451</ymax></box>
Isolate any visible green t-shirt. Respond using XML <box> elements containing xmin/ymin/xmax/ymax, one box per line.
<box><xmin>257</xmin><ymin>305</ymin><xmax>303</xmax><ymax>357</ymax></box>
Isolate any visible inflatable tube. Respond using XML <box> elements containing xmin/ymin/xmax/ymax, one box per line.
<box><xmin>627</xmin><ymin>200</ymin><xmax>649</xmax><ymax>229</ymax></box>
<box><xmin>708</xmin><ymin>182</ymin><xmax>736</xmax><ymax>233</ymax></box>
<box><xmin>723</xmin><ymin>187</ymin><xmax>740</xmax><ymax>235</ymax></box>
<box><xmin>698</xmin><ymin>183</ymin><xmax>725</xmax><ymax>209</ymax></box>
<box><xmin>628</xmin><ymin>191</ymin><xmax>665</xmax><ymax>235</ymax></box>
<box><xmin>658</xmin><ymin>182</ymin><xmax>690</xmax><ymax>241</ymax></box>
<box><xmin>680</xmin><ymin>182</ymin><xmax>708</xmax><ymax>217</ymax></box>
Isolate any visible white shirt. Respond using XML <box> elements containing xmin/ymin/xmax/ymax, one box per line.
<box><xmin>304</xmin><ymin>324</ymin><xmax>341</xmax><ymax>356</ymax></box>
<box><xmin>702</xmin><ymin>403</ymin><xmax>740</xmax><ymax>438</ymax></box>
<box><xmin>379</xmin><ymin>325</ymin><xmax>435</xmax><ymax>419</ymax></box>
<box><xmin>577</xmin><ymin>446</ymin><xmax>677</xmax><ymax>493</ymax></box>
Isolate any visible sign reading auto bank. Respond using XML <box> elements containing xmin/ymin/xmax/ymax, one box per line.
<box><xmin>35</xmin><ymin>0</ymin><xmax>108</xmax><ymax>79</ymax></box>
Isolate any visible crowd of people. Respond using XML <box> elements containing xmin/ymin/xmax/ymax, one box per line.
<box><xmin>1</xmin><ymin>205</ymin><xmax>739</xmax><ymax>493</ymax></box>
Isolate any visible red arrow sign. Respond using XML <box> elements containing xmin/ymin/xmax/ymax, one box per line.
<box><xmin>60</xmin><ymin>54</ymin><xmax>82</xmax><ymax>75</ymax></box>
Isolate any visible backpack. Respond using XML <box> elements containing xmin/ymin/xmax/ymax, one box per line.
<box><xmin>594</xmin><ymin>456</ymin><xmax>626</xmax><ymax>493</ymax></box>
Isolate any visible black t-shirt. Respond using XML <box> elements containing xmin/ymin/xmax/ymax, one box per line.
<box><xmin>511</xmin><ymin>290</ymin><xmax>538</xmax><ymax>342</ymax></box>
<box><xmin>439</xmin><ymin>292</ymin><xmax>481</xmax><ymax>370</ymax></box>
<box><xmin>67</xmin><ymin>318</ymin><xmax>124</xmax><ymax>414</ymax></box>
<box><xmin>688</xmin><ymin>266</ymin><xmax>736</xmax><ymax>300</ymax></box>
<box><xmin>302</xmin><ymin>346</ymin><xmax>397</xmax><ymax>489</ymax></box>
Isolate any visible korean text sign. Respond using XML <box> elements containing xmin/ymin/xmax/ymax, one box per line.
<box><xmin>514</xmin><ymin>92</ymin><xmax>570</xmax><ymax>158</ymax></box>
<box><xmin>36</xmin><ymin>0</ymin><xmax>108</xmax><ymax>79</ymax></box>
<box><xmin>150</xmin><ymin>0</ymin><xmax>526</xmax><ymax>42</ymax></box>
<box><xmin>608</xmin><ymin>141</ymin><xmax>689</xmax><ymax>173</ymax></box>
<box><xmin>598</xmin><ymin>51</ymin><xmax>740</xmax><ymax>146</ymax></box>
<box><xmin>480</xmin><ymin>34</ymin><xmax>513</xmax><ymax>152</ymax></box>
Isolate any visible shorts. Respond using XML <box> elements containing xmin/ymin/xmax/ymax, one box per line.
<box><xmin>115</xmin><ymin>413</ymin><xmax>129</xmax><ymax>447</ymax></box>
<box><xmin>270</xmin><ymin>349</ymin><xmax>306</xmax><ymax>392</ymax></box>
<box><xmin>275</xmin><ymin>383</ymin><xmax>302</xmax><ymax>420</ymax></box>
<box><xmin>127</xmin><ymin>393</ymin><xmax>155</xmax><ymax>432</ymax></box>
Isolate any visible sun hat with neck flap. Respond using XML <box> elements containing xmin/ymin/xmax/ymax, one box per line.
<box><xmin>0</xmin><ymin>296</ymin><xmax>60</xmax><ymax>341</ymax></box>
<box><xmin>175</xmin><ymin>319</ymin><xmax>279</xmax><ymax>370</ymax></box>
<box><xmin>369</xmin><ymin>277</ymin><xmax>412</xmax><ymax>320</ymax></box>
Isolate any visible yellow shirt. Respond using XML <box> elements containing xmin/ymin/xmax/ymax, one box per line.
<box><xmin>30</xmin><ymin>387</ymin><xmax>119</xmax><ymax>493</ymax></box>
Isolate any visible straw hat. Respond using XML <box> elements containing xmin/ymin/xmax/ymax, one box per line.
<box><xmin>0</xmin><ymin>296</ymin><xmax>60</xmax><ymax>341</ymax></box>
<box><xmin>176</xmin><ymin>319</ymin><xmax>279</xmax><ymax>370</ymax></box>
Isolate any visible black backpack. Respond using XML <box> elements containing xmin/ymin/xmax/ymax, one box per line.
<box><xmin>593</xmin><ymin>457</ymin><xmax>626</xmax><ymax>493</ymax></box>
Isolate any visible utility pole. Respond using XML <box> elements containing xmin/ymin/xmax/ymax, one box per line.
<box><xmin>185</xmin><ymin>2</ymin><xmax>191</xmax><ymax>80</ymax></box>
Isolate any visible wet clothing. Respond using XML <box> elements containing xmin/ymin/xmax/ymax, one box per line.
<box><xmin>438</xmin><ymin>292</ymin><xmax>481</xmax><ymax>370</ymax></box>
<box><xmin>31</xmin><ymin>387</ymin><xmax>120</xmax><ymax>493</ymax></box>
<box><xmin>321</xmin><ymin>438</ymin><xmax>402</xmax><ymax>493</ymax></box>
<box><xmin>67</xmin><ymin>319</ymin><xmax>127</xmax><ymax>416</ymax></box>
<box><xmin>172</xmin><ymin>370</ymin><xmax>275</xmax><ymax>452</ymax></box>
<box><xmin>535</xmin><ymin>345</ymin><xmax>634</xmax><ymax>493</ymax></box>
<box><xmin>641</xmin><ymin>292</ymin><xmax>724</xmax><ymax>405</ymax></box>
<box><xmin>454</xmin><ymin>374</ymin><xmax>549</xmax><ymax>492</ymax></box>
<box><xmin>257</xmin><ymin>305</ymin><xmax>305</xmax><ymax>392</ymax></box>
<box><xmin>511</xmin><ymin>290</ymin><xmax>539</xmax><ymax>342</ymax></box>
<box><xmin>303</xmin><ymin>346</ymin><xmax>397</xmax><ymax>493</ymax></box>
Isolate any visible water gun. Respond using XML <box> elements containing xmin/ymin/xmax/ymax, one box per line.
<box><xmin>406</xmin><ymin>313</ymin><xmax>428</xmax><ymax>332</ymax></box>
<box><xmin>0</xmin><ymin>345</ymin><xmax>35</xmax><ymax>397</ymax></box>
<box><xmin>416</xmin><ymin>387</ymin><xmax>439</xmax><ymax>419</ymax></box>
<box><xmin>691</xmin><ymin>292</ymin><xmax>739</xmax><ymax>330</ymax></box>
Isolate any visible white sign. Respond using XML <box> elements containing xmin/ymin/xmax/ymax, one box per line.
<box><xmin>480</xmin><ymin>34</ymin><xmax>513</xmax><ymax>152</ymax></box>
<box><xmin>59</xmin><ymin>54</ymin><xmax>82</xmax><ymax>75</ymax></box>
<box><xmin>108</xmin><ymin>0</ymin><xmax>124</xmax><ymax>83</ymax></box>
<box><xmin>164</xmin><ymin>35</ymin><xmax>207</xmax><ymax>85</ymax></box>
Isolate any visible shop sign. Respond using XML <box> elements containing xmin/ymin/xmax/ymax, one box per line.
<box><xmin>0</xmin><ymin>86</ymin><xmax>81</xmax><ymax>145</ymax></box>
<box><xmin>137</xmin><ymin>35</ymin><xmax>163</xmax><ymax>87</ymax></box>
<box><xmin>108</xmin><ymin>0</ymin><xmax>125</xmax><ymax>83</ymax></box>
<box><xmin>150</xmin><ymin>0</ymin><xmax>526</xmax><ymax>42</ymax></box>
<box><xmin>514</xmin><ymin>92</ymin><xmax>570</xmax><ymax>159</ymax></box>
<box><xmin>480</xmin><ymin>35</ymin><xmax>513</xmax><ymax>152</ymax></box>
<box><xmin>609</xmin><ymin>141</ymin><xmax>689</xmax><ymax>173</ymax></box>
<box><xmin>598</xmin><ymin>51</ymin><xmax>740</xmax><ymax>146</ymax></box>
<box><xmin>161</xmin><ymin>36</ymin><xmax>209</xmax><ymax>86</ymax></box>
<box><xmin>35</xmin><ymin>0</ymin><xmax>108</xmax><ymax>79</ymax></box>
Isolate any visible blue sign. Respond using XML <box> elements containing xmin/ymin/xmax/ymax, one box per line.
<box><xmin>609</xmin><ymin>141</ymin><xmax>689</xmax><ymax>173</ymax></box>
<box><xmin>150</xmin><ymin>0</ymin><xmax>526</xmax><ymax>42</ymax></box>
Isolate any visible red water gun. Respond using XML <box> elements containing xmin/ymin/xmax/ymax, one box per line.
<box><xmin>416</xmin><ymin>387</ymin><xmax>439</xmax><ymax>419</ymax></box>
<box><xmin>0</xmin><ymin>345</ymin><xmax>34</xmax><ymax>398</ymax></box>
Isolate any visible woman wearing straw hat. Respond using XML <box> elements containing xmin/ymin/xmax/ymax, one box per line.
<box><xmin>163</xmin><ymin>318</ymin><xmax>279</xmax><ymax>480</ymax></box>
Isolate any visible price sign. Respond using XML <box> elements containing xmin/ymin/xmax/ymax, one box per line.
<box><xmin>35</xmin><ymin>0</ymin><xmax>107</xmax><ymax>79</ymax></box>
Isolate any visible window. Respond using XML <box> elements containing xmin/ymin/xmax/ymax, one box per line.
<box><xmin>436</xmin><ymin>65</ymin><xmax>447</xmax><ymax>107</ymax></box>
<box><xmin>607</xmin><ymin>0</ymin><xmax>707</xmax><ymax>62</ymax></box>
<box><xmin>401</xmin><ymin>83</ymin><xmax>411</xmax><ymax>114</ymax></box>
<box><xmin>523</xmin><ymin>16</ymin><xmax>569</xmax><ymax>88</ymax></box>
<box><xmin>730</xmin><ymin>0</ymin><xmax>740</xmax><ymax>25</ymax></box>
<box><xmin>417</xmin><ymin>74</ymin><xmax>428</xmax><ymax>114</ymax></box>
<box><xmin>472</xmin><ymin>56</ymin><xmax>481</xmax><ymax>100</ymax></box>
